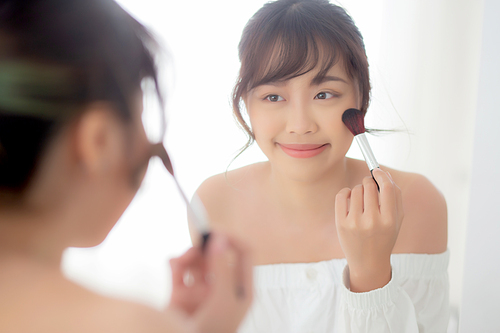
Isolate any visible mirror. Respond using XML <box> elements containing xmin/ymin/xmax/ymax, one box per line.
<box><xmin>62</xmin><ymin>0</ymin><xmax>489</xmax><ymax>331</ymax></box>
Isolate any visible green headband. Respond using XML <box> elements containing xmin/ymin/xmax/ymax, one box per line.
<box><xmin>0</xmin><ymin>61</ymin><xmax>83</xmax><ymax>119</ymax></box>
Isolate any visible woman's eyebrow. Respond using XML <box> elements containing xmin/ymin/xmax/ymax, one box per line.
<box><xmin>311</xmin><ymin>75</ymin><xmax>348</xmax><ymax>86</ymax></box>
<box><xmin>260</xmin><ymin>80</ymin><xmax>287</xmax><ymax>87</ymax></box>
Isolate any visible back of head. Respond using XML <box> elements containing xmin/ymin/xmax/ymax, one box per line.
<box><xmin>0</xmin><ymin>0</ymin><xmax>160</xmax><ymax>201</ymax></box>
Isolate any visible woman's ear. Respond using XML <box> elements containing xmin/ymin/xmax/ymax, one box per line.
<box><xmin>74</xmin><ymin>103</ymin><xmax>124</xmax><ymax>175</ymax></box>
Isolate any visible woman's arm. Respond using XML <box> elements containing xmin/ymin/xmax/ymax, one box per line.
<box><xmin>335</xmin><ymin>169</ymin><xmax>449</xmax><ymax>332</ymax></box>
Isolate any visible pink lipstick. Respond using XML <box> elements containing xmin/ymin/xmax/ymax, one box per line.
<box><xmin>278</xmin><ymin>143</ymin><xmax>328</xmax><ymax>158</ymax></box>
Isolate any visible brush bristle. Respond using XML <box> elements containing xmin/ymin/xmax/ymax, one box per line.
<box><xmin>342</xmin><ymin>108</ymin><xmax>365</xmax><ymax>136</ymax></box>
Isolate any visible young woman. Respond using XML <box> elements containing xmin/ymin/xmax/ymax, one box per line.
<box><xmin>191</xmin><ymin>0</ymin><xmax>449</xmax><ymax>331</ymax></box>
<box><xmin>0</xmin><ymin>0</ymin><xmax>252</xmax><ymax>332</ymax></box>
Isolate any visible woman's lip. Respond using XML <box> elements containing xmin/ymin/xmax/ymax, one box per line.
<box><xmin>278</xmin><ymin>143</ymin><xmax>328</xmax><ymax>150</ymax></box>
<box><xmin>277</xmin><ymin>143</ymin><xmax>329</xmax><ymax>158</ymax></box>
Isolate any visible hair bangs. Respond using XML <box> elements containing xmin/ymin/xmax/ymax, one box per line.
<box><xmin>247</xmin><ymin>21</ymin><xmax>344</xmax><ymax>90</ymax></box>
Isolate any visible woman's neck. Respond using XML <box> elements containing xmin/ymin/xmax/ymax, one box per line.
<box><xmin>266</xmin><ymin>157</ymin><xmax>353</xmax><ymax>219</ymax></box>
<box><xmin>0</xmin><ymin>209</ymin><xmax>67</xmax><ymax>269</ymax></box>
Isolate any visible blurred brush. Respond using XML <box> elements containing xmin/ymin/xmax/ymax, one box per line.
<box><xmin>151</xmin><ymin>143</ymin><xmax>211</xmax><ymax>251</ymax></box>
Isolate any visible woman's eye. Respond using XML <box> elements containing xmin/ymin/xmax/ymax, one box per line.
<box><xmin>315</xmin><ymin>92</ymin><xmax>334</xmax><ymax>100</ymax></box>
<box><xmin>265</xmin><ymin>94</ymin><xmax>284</xmax><ymax>102</ymax></box>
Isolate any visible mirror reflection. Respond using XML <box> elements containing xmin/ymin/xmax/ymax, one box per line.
<box><xmin>59</xmin><ymin>0</ymin><xmax>485</xmax><ymax>332</ymax></box>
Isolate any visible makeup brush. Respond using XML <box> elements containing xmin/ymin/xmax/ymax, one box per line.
<box><xmin>342</xmin><ymin>108</ymin><xmax>380</xmax><ymax>190</ymax></box>
<box><xmin>151</xmin><ymin>143</ymin><xmax>211</xmax><ymax>251</ymax></box>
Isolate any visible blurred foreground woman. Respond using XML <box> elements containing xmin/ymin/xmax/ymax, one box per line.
<box><xmin>0</xmin><ymin>0</ymin><xmax>252</xmax><ymax>332</ymax></box>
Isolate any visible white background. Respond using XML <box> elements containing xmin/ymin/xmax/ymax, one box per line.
<box><xmin>61</xmin><ymin>0</ymin><xmax>488</xmax><ymax>330</ymax></box>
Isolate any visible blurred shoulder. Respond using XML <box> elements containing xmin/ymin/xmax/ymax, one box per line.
<box><xmin>64</xmin><ymin>278</ymin><xmax>194</xmax><ymax>333</ymax></box>
<box><xmin>382</xmin><ymin>166</ymin><xmax>448</xmax><ymax>254</ymax></box>
<box><xmin>85</xmin><ymin>295</ymin><xmax>194</xmax><ymax>333</ymax></box>
<box><xmin>0</xmin><ymin>267</ymin><xmax>194</xmax><ymax>333</ymax></box>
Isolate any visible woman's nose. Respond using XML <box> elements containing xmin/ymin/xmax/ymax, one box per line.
<box><xmin>285</xmin><ymin>101</ymin><xmax>318</xmax><ymax>135</ymax></box>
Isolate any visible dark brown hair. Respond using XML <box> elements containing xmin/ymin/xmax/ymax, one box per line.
<box><xmin>232</xmin><ymin>0</ymin><xmax>370</xmax><ymax>153</ymax></box>
<box><xmin>0</xmin><ymin>0</ymin><xmax>161</xmax><ymax>195</ymax></box>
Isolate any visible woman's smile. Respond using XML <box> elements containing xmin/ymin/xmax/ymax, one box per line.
<box><xmin>277</xmin><ymin>143</ymin><xmax>329</xmax><ymax>158</ymax></box>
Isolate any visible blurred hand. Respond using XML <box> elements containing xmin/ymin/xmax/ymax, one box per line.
<box><xmin>169</xmin><ymin>246</ymin><xmax>208</xmax><ymax>316</ymax></box>
<box><xmin>168</xmin><ymin>233</ymin><xmax>253</xmax><ymax>333</ymax></box>
<box><xmin>335</xmin><ymin>168</ymin><xmax>404</xmax><ymax>292</ymax></box>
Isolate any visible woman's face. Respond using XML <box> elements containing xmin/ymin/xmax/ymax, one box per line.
<box><xmin>245</xmin><ymin>62</ymin><xmax>358</xmax><ymax>181</ymax></box>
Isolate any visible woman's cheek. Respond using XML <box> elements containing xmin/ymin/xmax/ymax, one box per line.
<box><xmin>325</xmin><ymin>116</ymin><xmax>353</xmax><ymax>155</ymax></box>
<box><xmin>249</xmin><ymin>109</ymin><xmax>277</xmax><ymax>138</ymax></box>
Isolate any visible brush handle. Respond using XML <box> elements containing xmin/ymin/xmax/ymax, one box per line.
<box><xmin>172</xmin><ymin>180</ymin><xmax>211</xmax><ymax>250</ymax></box>
<box><xmin>355</xmin><ymin>133</ymin><xmax>379</xmax><ymax>171</ymax></box>
<box><xmin>190</xmin><ymin>193</ymin><xmax>211</xmax><ymax>235</ymax></box>
<box><xmin>355</xmin><ymin>133</ymin><xmax>380</xmax><ymax>191</ymax></box>
<box><xmin>182</xmin><ymin>189</ymin><xmax>211</xmax><ymax>250</ymax></box>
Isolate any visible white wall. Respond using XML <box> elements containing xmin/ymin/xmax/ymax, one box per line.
<box><xmin>362</xmin><ymin>1</ymin><xmax>482</xmax><ymax>316</ymax></box>
<box><xmin>460</xmin><ymin>0</ymin><xmax>500</xmax><ymax>331</ymax></box>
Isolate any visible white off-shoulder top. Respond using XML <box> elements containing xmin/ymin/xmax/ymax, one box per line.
<box><xmin>238</xmin><ymin>251</ymin><xmax>449</xmax><ymax>333</ymax></box>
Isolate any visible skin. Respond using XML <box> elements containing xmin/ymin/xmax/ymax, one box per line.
<box><xmin>191</xmin><ymin>62</ymin><xmax>447</xmax><ymax>293</ymax></box>
<box><xmin>0</xmin><ymin>91</ymin><xmax>252</xmax><ymax>332</ymax></box>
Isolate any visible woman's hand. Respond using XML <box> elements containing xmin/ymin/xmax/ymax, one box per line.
<box><xmin>335</xmin><ymin>168</ymin><xmax>404</xmax><ymax>293</ymax></box>
<box><xmin>168</xmin><ymin>233</ymin><xmax>253</xmax><ymax>333</ymax></box>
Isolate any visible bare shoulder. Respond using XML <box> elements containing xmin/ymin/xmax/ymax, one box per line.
<box><xmin>190</xmin><ymin>162</ymin><xmax>268</xmax><ymax>244</ymax></box>
<box><xmin>383</xmin><ymin>166</ymin><xmax>448</xmax><ymax>254</ymax></box>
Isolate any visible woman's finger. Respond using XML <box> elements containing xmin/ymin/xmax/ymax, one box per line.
<box><xmin>362</xmin><ymin>176</ymin><xmax>379</xmax><ymax>214</ymax></box>
<box><xmin>170</xmin><ymin>247</ymin><xmax>204</xmax><ymax>286</ymax></box>
<box><xmin>350</xmin><ymin>184</ymin><xmax>364</xmax><ymax>215</ymax></box>
<box><xmin>372</xmin><ymin>168</ymin><xmax>396</xmax><ymax>218</ymax></box>
<box><xmin>174</xmin><ymin>247</ymin><xmax>202</xmax><ymax>266</ymax></box>
<box><xmin>335</xmin><ymin>188</ymin><xmax>351</xmax><ymax>220</ymax></box>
